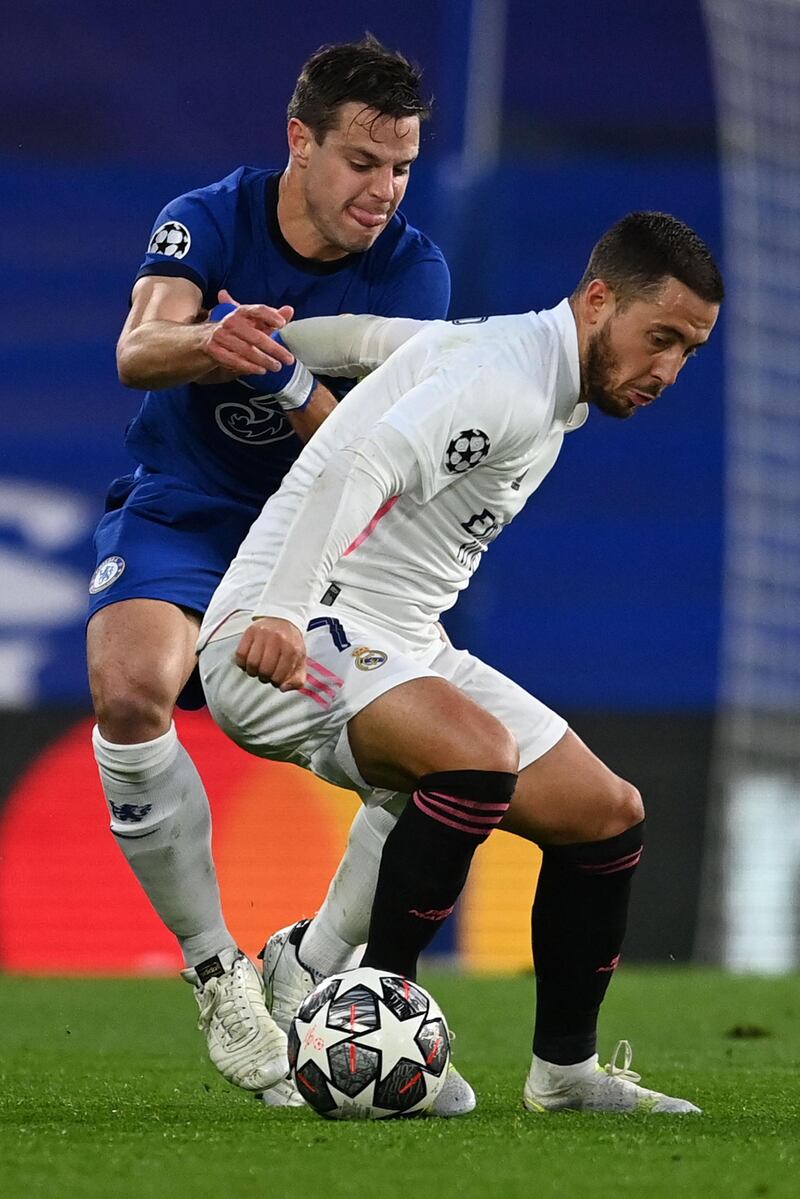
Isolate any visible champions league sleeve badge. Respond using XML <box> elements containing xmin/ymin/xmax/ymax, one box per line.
<box><xmin>445</xmin><ymin>429</ymin><xmax>491</xmax><ymax>474</ymax></box>
<box><xmin>89</xmin><ymin>556</ymin><xmax>126</xmax><ymax>594</ymax></box>
<box><xmin>147</xmin><ymin>220</ymin><xmax>191</xmax><ymax>259</ymax></box>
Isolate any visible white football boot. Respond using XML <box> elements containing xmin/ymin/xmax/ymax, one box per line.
<box><xmin>432</xmin><ymin>1071</ymin><xmax>477</xmax><ymax>1118</ymax></box>
<box><xmin>181</xmin><ymin>948</ymin><xmax>288</xmax><ymax>1093</ymax></box>
<box><xmin>258</xmin><ymin>920</ymin><xmax>339</xmax><ymax>1109</ymax></box>
<box><xmin>430</xmin><ymin>1034</ymin><xmax>477</xmax><ymax>1118</ymax></box>
<box><xmin>261</xmin><ymin>920</ymin><xmax>328</xmax><ymax>1034</ymax></box>
<box><xmin>259</xmin><ymin>920</ymin><xmax>476</xmax><ymax>1116</ymax></box>
<box><xmin>523</xmin><ymin>1040</ymin><xmax>702</xmax><ymax>1114</ymax></box>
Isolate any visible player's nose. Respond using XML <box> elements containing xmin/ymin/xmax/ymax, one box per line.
<box><xmin>652</xmin><ymin>350</ymin><xmax>682</xmax><ymax>388</ymax></box>
<box><xmin>368</xmin><ymin>165</ymin><xmax>396</xmax><ymax>203</ymax></box>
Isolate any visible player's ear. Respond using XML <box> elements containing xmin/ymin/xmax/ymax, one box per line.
<box><xmin>582</xmin><ymin>279</ymin><xmax>614</xmax><ymax>326</ymax></box>
<box><xmin>287</xmin><ymin>118</ymin><xmax>314</xmax><ymax>168</ymax></box>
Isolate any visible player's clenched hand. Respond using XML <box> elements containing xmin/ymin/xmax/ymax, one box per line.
<box><xmin>203</xmin><ymin>289</ymin><xmax>296</xmax><ymax>376</ymax></box>
<box><xmin>235</xmin><ymin>617</ymin><xmax>307</xmax><ymax>690</ymax></box>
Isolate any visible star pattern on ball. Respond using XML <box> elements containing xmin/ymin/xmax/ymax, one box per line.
<box><xmin>292</xmin><ymin>1001</ymin><xmax>354</xmax><ymax>1077</ymax></box>
<box><xmin>352</xmin><ymin>1003</ymin><xmax>430</xmax><ymax>1076</ymax></box>
<box><xmin>288</xmin><ymin>968</ymin><xmax>451</xmax><ymax>1118</ymax></box>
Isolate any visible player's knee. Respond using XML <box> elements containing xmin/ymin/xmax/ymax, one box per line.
<box><xmin>487</xmin><ymin>718</ymin><xmax>520</xmax><ymax>774</ymax></box>
<box><xmin>92</xmin><ymin>676</ymin><xmax>175</xmax><ymax>743</ymax></box>
<box><xmin>458</xmin><ymin>712</ymin><xmax>519</xmax><ymax>775</ymax></box>
<box><xmin>412</xmin><ymin>710</ymin><xmax>518</xmax><ymax>777</ymax></box>
<box><xmin>601</xmin><ymin>777</ymin><xmax>644</xmax><ymax>838</ymax></box>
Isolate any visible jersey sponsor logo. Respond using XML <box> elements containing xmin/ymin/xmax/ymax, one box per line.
<box><xmin>457</xmin><ymin>509</ymin><xmax>502</xmax><ymax>571</ymax></box>
<box><xmin>214</xmin><ymin>394</ymin><xmax>294</xmax><ymax>445</ymax></box>
<box><xmin>147</xmin><ymin>220</ymin><xmax>191</xmax><ymax>259</ymax></box>
<box><xmin>352</xmin><ymin>646</ymin><xmax>388</xmax><ymax>671</ymax></box>
<box><xmin>89</xmin><ymin>556</ymin><xmax>126</xmax><ymax>594</ymax></box>
<box><xmin>445</xmin><ymin>429</ymin><xmax>490</xmax><ymax>474</ymax></box>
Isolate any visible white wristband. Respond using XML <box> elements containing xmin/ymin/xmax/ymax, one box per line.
<box><xmin>274</xmin><ymin>361</ymin><xmax>317</xmax><ymax>412</ymax></box>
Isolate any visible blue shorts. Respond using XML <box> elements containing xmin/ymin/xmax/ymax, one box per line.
<box><xmin>88</xmin><ymin>471</ymin><xmax>261</xmax><ymax>708</ymax></box>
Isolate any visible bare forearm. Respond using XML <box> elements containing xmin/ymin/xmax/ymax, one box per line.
<box><xmin>285</xmin><ymin>383</ymin><xmax>338</xmax><ymax>443</ymax></box>
<box><xmin>118</xmin><ymin>283</ymin><xmax>295</xmax><ymax>391</ymax></box>
<box><xmin>117</xmin><ymin>319</ymin><xmax>219</xmax><ymax>390</ymax></box>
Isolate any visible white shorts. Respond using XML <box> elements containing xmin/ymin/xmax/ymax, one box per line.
<box><xmin>198</xmin><ymin>609</ymin><xmax>567</xmax><ymax>809</ymax></box>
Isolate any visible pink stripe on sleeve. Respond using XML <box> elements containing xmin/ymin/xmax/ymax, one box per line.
<box><xmin>344</xmin><ymin>496</ymin><xmax>400</xmax><ymax>556</ymax></box>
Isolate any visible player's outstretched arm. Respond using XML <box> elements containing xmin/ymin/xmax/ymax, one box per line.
<box><xmin>116</xmin><ymin>278</ymin><xmax>295</xmax><ymax>390</ymax></box>
<box><xmin>280</xmin><ymin>314</ymin><xmax>428</xmax><ymax>378</ymax></box>
<box><xmin>275</xmin><ymin>314</ymin><xmax>429</xmax><ymax>442</ymax></box>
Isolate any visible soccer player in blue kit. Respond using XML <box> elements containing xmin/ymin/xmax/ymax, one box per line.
<box><xmin>87</xmin><ymin>38</ymin><xmax>450</xmax><ymax>1100</ymax></box>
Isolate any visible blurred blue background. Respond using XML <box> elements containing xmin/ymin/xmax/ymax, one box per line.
<box><xmin>1</xmin><ymin>0</ymin><xmax>723</xmax><ymax>712</ymax></box>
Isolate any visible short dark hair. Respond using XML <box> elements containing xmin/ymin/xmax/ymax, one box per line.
<box><xmin>287</xmin><ymin>34</ymin><xmax>431</xmax><ymax>143</ymax></box>
<box><xmin>574</xmin><ymin>211</ymin><xmax>724</xmax><ymax>306</ymax></box>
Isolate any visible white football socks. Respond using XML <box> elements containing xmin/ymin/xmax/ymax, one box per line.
<box><xmin>300</xmin><ymin>803</ymin><xmax>398</xmax><ymax>977</ymax></box>
<box><xmin>92</xmin><ymin>722</ymin><xmax>236</xmax><ymax>968</ymax></box>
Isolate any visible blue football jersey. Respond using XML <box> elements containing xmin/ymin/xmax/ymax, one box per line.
<box><xmin>125</xmin><ymin>167</ymin><xmax>450</xmax><ymax>506</ymax></box>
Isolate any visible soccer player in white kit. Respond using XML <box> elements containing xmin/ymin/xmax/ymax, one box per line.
<box><xmin>198</xmin><ymin>212</ymin><xmax>722</xmax><ymax>1114</ymax></box>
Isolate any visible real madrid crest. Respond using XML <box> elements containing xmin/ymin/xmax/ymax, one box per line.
<box><xmin>89</xmin><ymin>556</ymin><xmax>126</xmax><ymax>594</ymax></box>
<box><xmin>352</xmin><ymin>645</ymin><xmax>387</xmax><ymax>671</ymax></box>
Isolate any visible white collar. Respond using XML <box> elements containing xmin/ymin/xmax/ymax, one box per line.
<box><xmin>541</xmin><ymin>298</ymin><xmax>587</xmax><ymax>432</ymax></box>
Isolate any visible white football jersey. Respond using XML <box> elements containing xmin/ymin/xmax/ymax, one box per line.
<box><xmin>199</xmin><ymin>299</ymin><xmax>587</xmax><ymax>652</ymax></box>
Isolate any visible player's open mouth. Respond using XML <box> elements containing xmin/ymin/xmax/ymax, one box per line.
<box><xmin>347</xmin><ymin>205</ymin><xmax>388</xmax><ymax>229</ymax></box>
<box><xmin>628</xmin><ymin>390</ymin><xmax>655</xmax><ymax>407</ymax></box>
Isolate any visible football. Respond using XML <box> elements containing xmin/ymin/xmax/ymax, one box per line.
<box><xmin>288</xmin><ymin>967</ymin><xmax>451</xmax><ymax>1119</ymax></box>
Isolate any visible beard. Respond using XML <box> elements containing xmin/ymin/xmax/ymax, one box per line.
<box><xmin>581</xmin><ymin>323</ymin><xmax>634</xmax><ymax>420</ymax></box>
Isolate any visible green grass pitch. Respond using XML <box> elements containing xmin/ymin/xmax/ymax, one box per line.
<box><xmin>1</xmin><ymin>968</ymin><xmax>798</xmax><ymax>1199</ymax></box>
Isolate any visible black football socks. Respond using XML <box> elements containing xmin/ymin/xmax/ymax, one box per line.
<box><xmin>531</xmin><ymin>820</ymin><xmax>645</xmax><ymax>1064</ymax></box>
<box><xmin>362</xmin><ymin>769</ymin><xmax>517</xmax><ymax>979</ymax></box>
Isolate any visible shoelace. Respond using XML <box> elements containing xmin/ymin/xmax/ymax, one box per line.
<box><xmin>196</xmin><ymin>962</ymin><xmax>253</xmax><ymax>1042</ymax></box>
<box><xmin>603</xmin><ymin>1039</ymin><xmax>642</xmax><ymax>1084</ymax></box>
